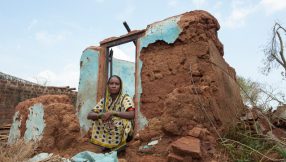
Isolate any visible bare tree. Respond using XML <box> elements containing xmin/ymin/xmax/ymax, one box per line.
<box><xmin>33</xmin><ymin>72</ymin><xmax>51</xmax><ymax>86</ymax></box>
<box><xmin>237</xmin><ymin>75</ymin><xmax>285</xmax><ymax>110</ymax></box>
<box><xmin>261</xmin><ymin>22</ymin><xmax>286</xmax><ymax>76</ymax></box>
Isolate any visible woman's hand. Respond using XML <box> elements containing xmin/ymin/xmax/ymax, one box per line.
<box><xmin>102</xmin><ymin>111</ymin><xmax>114</xmax><ymax>129</ymax></box>
<box><xmin>101</xmin><ymin>111</ymin><xmax>113</xmax><ymax>122</ymax></box>
<box><xmin>105</xmin><ymin>118</ymin><xmax>114</xmax><ymax>129</ymax></box>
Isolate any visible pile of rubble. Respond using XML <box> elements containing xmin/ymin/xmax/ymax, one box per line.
<box><xmin>240</xmin><ymin>106</ymin><xmax>286</xmax><ymax>141</ymax></box>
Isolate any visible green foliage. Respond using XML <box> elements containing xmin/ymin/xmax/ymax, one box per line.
<box><xmin>220</xmin><ymin>118</ymin><xmax>286</xmax><ymax>162</ymax></box>
<box><xmin>277</xmin><ymin>147</ymin><xmax>286</xmax><ymax>158</ymax></box>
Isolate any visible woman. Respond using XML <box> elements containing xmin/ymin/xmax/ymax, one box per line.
<box><xmin>87</xmin><ymin>75</ymin><xmax>135</xmax><ymax>152</ymax></box>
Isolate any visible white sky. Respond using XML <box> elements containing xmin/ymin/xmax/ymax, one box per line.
<box><xmin>0</xmin><ymin>0</ymin><xmax>285</xmax><ymax>96</ymax></box>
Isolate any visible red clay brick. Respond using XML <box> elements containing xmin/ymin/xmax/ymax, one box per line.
<box><xmin>4</xmin><ymin>116</ymin><xmax>11</xmax><ymax>119</ymax></box>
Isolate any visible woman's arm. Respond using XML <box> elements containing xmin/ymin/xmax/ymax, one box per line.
<box><xmin>117</xmin><ymin>110</ymin><xmax>135</xmax><ymax>119</ymax></box>
<box><xmin>107</xmin><ymin>110</ymin><xmax>135</xmax><ymax>119</ymax></box>
<box><xmin>87</xmin><ymin>111</ymin><xmax>99</xmax><ymax>120</ymax></box>
<box><xmin>101</xmin><ymin>110</ymin><xmax>135</xmax><ymax>121</ymax></box>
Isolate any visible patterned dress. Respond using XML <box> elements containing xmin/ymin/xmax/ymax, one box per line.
<box><xmin>90</xmin><ymin>94</ymin><xmax>135</xmax><ymax>151</ymax></box>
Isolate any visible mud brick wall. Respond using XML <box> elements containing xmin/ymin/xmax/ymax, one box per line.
<box><xmin>0</xmin><ymin>79</ymin><xmax>77</xmax><ymax>125</ymax></box>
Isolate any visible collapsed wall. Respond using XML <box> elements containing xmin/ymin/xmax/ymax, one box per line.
<box><xmin>8</xmin><ymin>95</ymin><xmax>81</xmax><ymax>152</ymax></box>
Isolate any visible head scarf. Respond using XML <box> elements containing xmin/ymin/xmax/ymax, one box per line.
<box><xmin>103</xmin><ymin>75</ymin><xmax>123</xmax><ymax>113</ymax></box>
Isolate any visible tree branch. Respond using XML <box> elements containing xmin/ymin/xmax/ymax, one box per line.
<box><xmin>271</xmin><ymin>53</ymin><xmax>284</xmax><ymax>67</ymax></box>
<box><xmin>276</xmin><ymin>30</ymin><xmax>285</xmax><ymax>66</ymax></box>
<box><xmin>276</xmin><ymin>23</ymin><xmax>286</xmax><ymax>33</ymax></box>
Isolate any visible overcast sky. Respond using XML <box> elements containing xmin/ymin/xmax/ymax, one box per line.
<box><xmin>0</xmin><ymin>0</ymin><xmax>285</xmax><ymax>93</ymax></box>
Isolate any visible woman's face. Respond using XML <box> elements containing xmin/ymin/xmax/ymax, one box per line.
<box><xmin>109</xmin><ymin>76</ymin><xmax>121</xmax><ymax>94</ymax></box>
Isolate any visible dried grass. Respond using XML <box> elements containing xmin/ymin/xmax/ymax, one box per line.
<box><xmin>0</xmin><ymin>139</ymin><xmax>37</xmax><ymax>162</ymax></box>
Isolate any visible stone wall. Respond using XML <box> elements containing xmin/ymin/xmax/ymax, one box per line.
<box><xmin>0</xmin><ymin>79</ymin><xmax>77</xmax><ymax>125</ymax></box>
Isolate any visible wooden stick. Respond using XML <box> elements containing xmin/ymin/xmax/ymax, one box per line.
<box><xmin>0</xmin><ymin>127</ymin><xmax>11</xmax><ymax>129</ymax></box>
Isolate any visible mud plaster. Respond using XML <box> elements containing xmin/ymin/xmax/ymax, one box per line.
<box><xmin>76</xmin><ymin>49</ymin><xmax>99</xmax><ymax>135</ymax></box>
<box><xmin>24</xmin><ymin>103</ymin><xmax>45</xmax><ymax>143</ymax></box>
<box><xmin>137</xmin><ymin>15</ymin><xmax>183</xmax><ymax>132</ymax></box>
<box><xmin>8</xmin><ymin>111</ymin><xmax>22</xmax><ymax>143</ymax></box>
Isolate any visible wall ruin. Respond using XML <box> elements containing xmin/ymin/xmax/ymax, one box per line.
<box><xmin>0</xmin><ymin>79</ymin><xmax>77</xmax><ymax>125</ymax></box>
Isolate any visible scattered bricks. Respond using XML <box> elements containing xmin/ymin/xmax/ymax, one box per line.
<box><xmin>183</xmin><ymin>156</ymin><xmax>192</xmax><ymax>162</ymax></box>
<box><xmin>257</xmin><ymin>118</ymin><xmax>271</xmax><ymax>134</ymax></box>
<box><xmin>202</xmin><ymin>136</ymin><xmax>208</xmax><ymax>141</ymax></box>
<box><xmin>181</xmin><ymin>125</ymin><xmax>188</xmax><ymax>131</ymax></box>
<box><xmin>171</xmin><ymin>136</ymin><xmax>201</xmax><ymax>158</ymax></box>
<box><xmin>272</xmin><ymin>128</ymin><xmax>286</xmax><ymax>140</ymax></box>
<box><xmin>189</xmin><ymin>127</ymin><xmax>201</xmax><ymax>137</ymax></box>
<box><xmin>246</xmin><ymin>110</ymin><xmax>258</xmax><ymax>120</ymax></box>
<box><xmin>254</xmin><ymin>109</ymin><xmax>264</xmax><ymax>118</ymax></box>
<box><xmin>245</xmin><ymin>120</ymin><xmax>254</xmax><ymax>125</ymax></box>
<box><xmin>274</xmin><ymin>105</ymin><xmax>286</xmax><ymax>119</ymax></box>
<box><xmin>202</xmin><ymin>141</ymin><xmax>211</xmax><ymax>150</ymax></box>
<box><xmin>209</xmin><ymin>127</ymin><xmax>215</xmax><ymax>134</ymax></box>
<box><xmin>203</xmin><ymin>123</ymin><xmax>210</xmax><ymax>129</ymax></box>
<box><xmin>187</xmin><ymin>125</ymin><xmax>194</xmax><ymax>130</ymax></box>
<box><xmin>196</xmin><ymin>124</ymin><xmax>203</xmax><ymax>128</ymax></box>
<box><xmin>167</xmin><ymin>153</ymin><xmax>184</xmax><ymax>162</ymax></box>
<box><xmin>206</xmin><ymin>135</ymin><xmax>216</xmax><ymax>144</ymax></box>
<box><xmin>189</xmin><ymin>127</ymin><xmax>210</xmax><ymax>138</ymax></box>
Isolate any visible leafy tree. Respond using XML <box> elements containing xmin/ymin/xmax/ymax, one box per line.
<box><xmin>261</xmin><ymin>22</ymin><xmax>286</xmax><ymax>76</ymax></box>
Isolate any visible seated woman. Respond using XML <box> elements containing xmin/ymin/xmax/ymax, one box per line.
<box><xmin>87</xmin><ymin>75</ymin><xmax>135</xmax><ymax>152</ymax></box>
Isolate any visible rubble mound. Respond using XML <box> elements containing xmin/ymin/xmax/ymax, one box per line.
<box><xmin>12</xmin><ymin>95</ymin><xmax>82</xmax><ymax>152</ymax></box>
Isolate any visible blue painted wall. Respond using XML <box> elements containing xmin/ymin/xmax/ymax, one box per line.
<box><xmin>8</xmin><ymin>111</ymin><xmax>22</xmax><ymax>143</ymax></box>
<box><xmin>137</xmin><ymin>16</ymin><xmax>183</xmax><ymax>132</ymax></box>
<box><xmin>8</xmin><ymin>104</ymin><xmax>46</xmax><ymax>143</ymax></box>
<box><xmin>76</xmin><ymin>49</ymin><xmax>99</xmax><ymax>135</ymax></box>
<box><xmin>109</xmin><ymin>58</ymin><xmax>135</xmax><ymax>99</ymax></box>
<box><xmin>24</xmin><ymin>104</ymin><xmax>46</xmax><ymax>143</ymax></box>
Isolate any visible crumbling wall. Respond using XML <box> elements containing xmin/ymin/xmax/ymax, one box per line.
<box><xmin>138</xmin><ymin>11</ymin><xmax>242</xmax><ymax>132</ymax></box>
<box><xmin>0</xmin><ymin>80</ymin><xmax>77</xmax><ymax>125</ymax></box>
<box><xmin>118</xmin><ymin>10</ymin><xmax>244</xmax><ymax>162</ymax></box>
<box><xmin>8</xmin><ymin>95</ymin><xmax>82</xmax><ymax>153</ymax></box>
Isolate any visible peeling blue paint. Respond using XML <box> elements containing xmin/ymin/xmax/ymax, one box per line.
<box><xmin>109</xmin><ymin>58</ymin><xmax>135</xmax><ymax>99</ymax></box>
<box><xmin>137</xmin><ymin>16</ymin><xmax>183</xmax><ymax>132</ymax></box>
<box><xmin>8</xmin><ymin>111</ymin><xmax>22</xmax><ymax>143</ymax></box>
<box><xmin>139</xmin><ymin>16</ymin><xmax>183</xmax><ymax>52</ymax></box>
<box><xmin>76</xmin><ymin>49</ymin><xmax>99</xmax><ymax>135</ymax></box>
<box><xmin>24</xmin><ymin>104</ymin><xmax>46</xmax><ymax>143</ymax></box>
<box><xmin>136</xmin><ymin>60</ymin><xmax>148</xmax><ymax>131</ymax></box>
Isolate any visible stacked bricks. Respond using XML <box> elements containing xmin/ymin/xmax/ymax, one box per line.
<box><xmin>0</xmin><ymin>79</ymin><xmax>77</xmax><ymax>125</ymax></box>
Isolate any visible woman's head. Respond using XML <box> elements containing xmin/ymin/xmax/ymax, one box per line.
<box><xmin>108</xmin><ymin>75</ymin><xmax>121</xmax><ymax>94</ymax></box>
